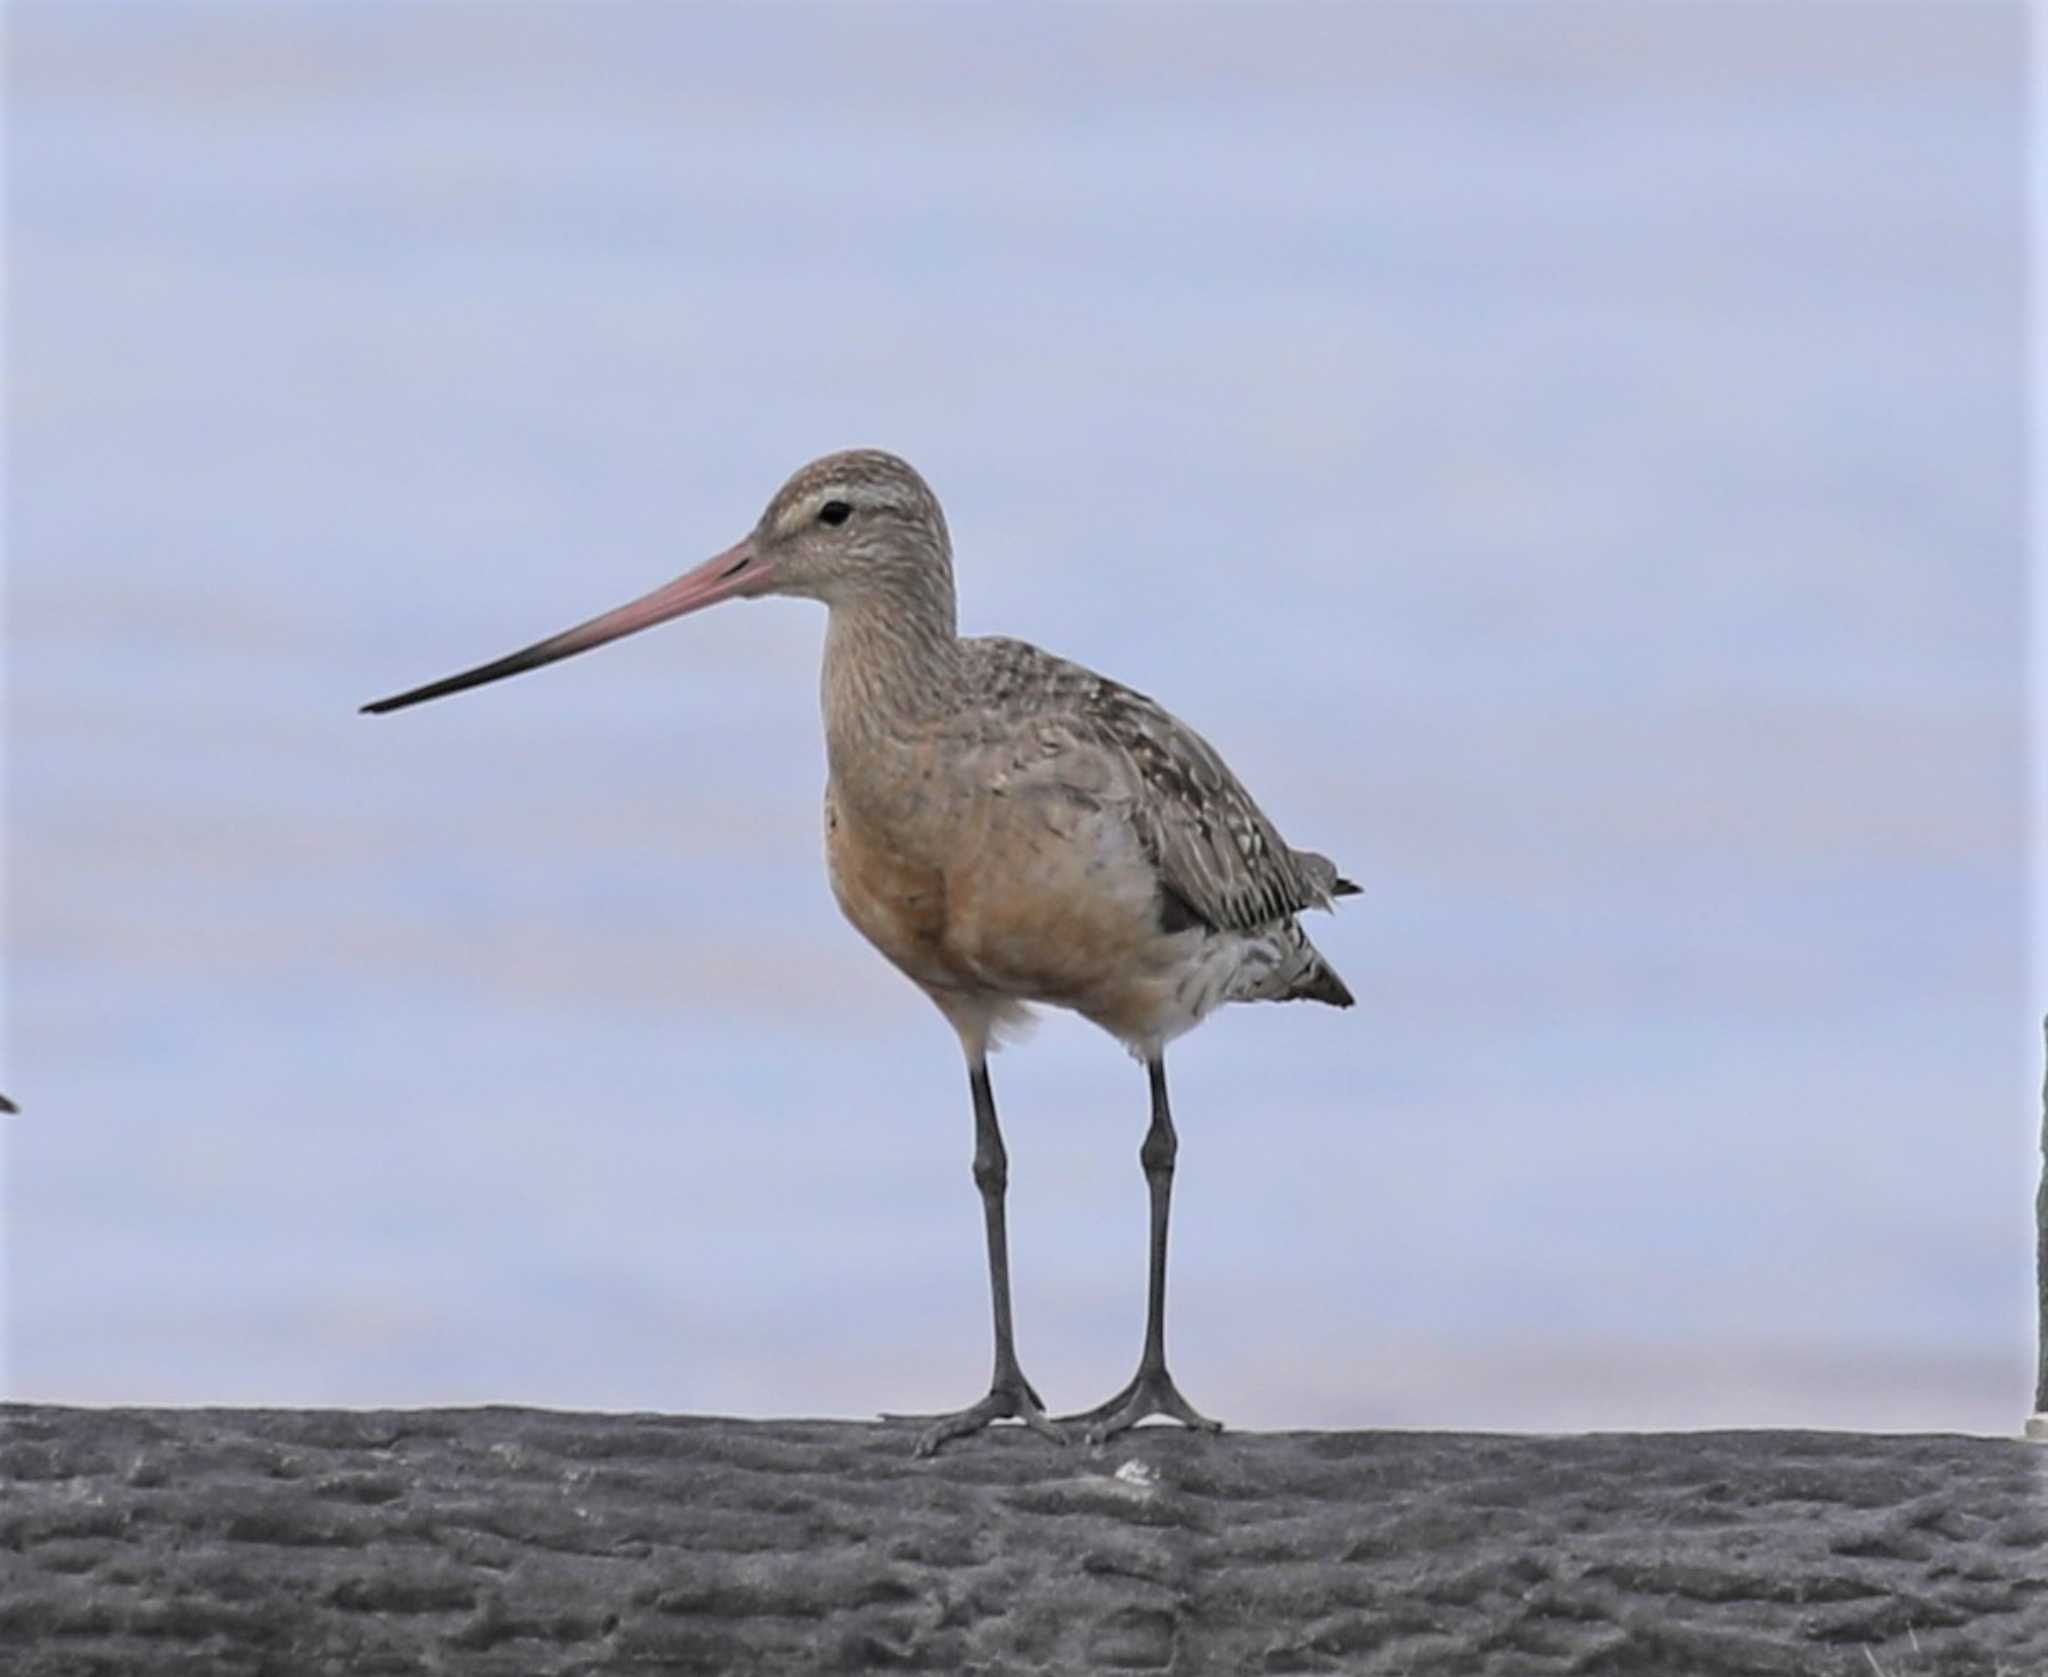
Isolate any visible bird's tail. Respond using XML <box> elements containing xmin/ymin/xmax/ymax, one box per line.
<box><xmin>1280</xmin><ymin>850</ymin><xmax>1357</xmax><ymax>1004</ymax></box>
<box><xmin>1291</xmin><ymin>951</ymin><xmax>1355</xmax><ymax>1009</ymax></box>
<box><xmin>1230</xmin><ymin>920</ymin><xmax>1355</xmax><ymax>1010</ymax></box>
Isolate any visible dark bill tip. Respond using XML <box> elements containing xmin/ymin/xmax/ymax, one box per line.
<box><xmin>359</xmin><ymin>633</ymin><xmax>575</xmax><ymax>715</ymax></box>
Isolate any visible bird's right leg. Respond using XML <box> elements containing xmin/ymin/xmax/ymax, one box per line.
<box><xmin>1057</xmin><ymin>1054</ymin><xmax>1222</xmax><ymax>1443</ymax></box>
<box><xmin>883</xmin><ymin>1058</ymin><xmax>1065</xmax><ymax>1456</ymax></box>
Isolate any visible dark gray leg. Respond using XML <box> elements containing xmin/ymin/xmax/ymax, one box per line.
<box><xmin>1061</xmin><ymin>1055</ymin><xmax>1222</xmax><ymax>1443</ymax></box>
<box><xmin>884</xmin><ymin>1059</ymin><xmax>1065</xmax><ymax>1456</ymax></box>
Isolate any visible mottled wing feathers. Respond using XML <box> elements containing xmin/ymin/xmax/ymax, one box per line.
<box><xmin>962</xmin><ymin>637</ymin><xmax>1345</xmax><ymax>932</ymax></box>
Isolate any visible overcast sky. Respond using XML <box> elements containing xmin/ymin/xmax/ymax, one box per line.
<box><xmin>8</xmin><ymin>3</ymin><xmax>2029</xmax><ymax>1436</ymax></box>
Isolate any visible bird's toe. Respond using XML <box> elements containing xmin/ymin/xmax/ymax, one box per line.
<box><xmin>1060</xmin><ymin>1367</ymin><xmax>1222</xmax><ymax>1445</ymax></box>
<box><xmin>882</xmin><ymin>1377</ymin><xmax>1067</xmax><ymax>1457</ymax></box>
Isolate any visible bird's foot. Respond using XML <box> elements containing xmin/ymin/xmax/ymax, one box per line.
<box><xmin>882</xmin><ymin>1372</ymin><xmax>1067</xmax><ymax>1458</ymax></box>
<box><xmin>1059</xmin><ymin>1364</ymin><xmax>1223</xmax><ymax>1446</ymax></box>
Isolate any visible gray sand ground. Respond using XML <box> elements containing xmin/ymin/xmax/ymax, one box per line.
<box><xmin>3</xmin><ymin>1405</ymin><xmax>2042</xmax><ymax>1675</ymax></box>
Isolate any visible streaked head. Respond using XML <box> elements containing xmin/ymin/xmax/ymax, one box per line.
<box><xmin>361</xmin><ymin>448</ymin><xmax>951</xmax><ymax>716</ymax></box>
<box><xmin>750</xmin><ymin>449</ymin><xmax>951</xmax><ymax>607</ymax></box>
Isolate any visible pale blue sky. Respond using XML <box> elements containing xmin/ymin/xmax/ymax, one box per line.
<box><xmin>8</xmin><ymin>4</ymin><xmax>2029</xmax><ymax>1433</ymax></box>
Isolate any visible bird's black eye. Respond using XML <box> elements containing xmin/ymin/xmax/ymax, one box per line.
<box><xmin>818</xmin><ymin>500</ymin><xmax>853</xmax><ymax>527</ymax></box>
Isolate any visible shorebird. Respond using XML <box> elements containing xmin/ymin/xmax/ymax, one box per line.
<box><xmin>364</xmin><ymin>450</ymin><xmax>1357</xmax><ymax>1452</ymax></box>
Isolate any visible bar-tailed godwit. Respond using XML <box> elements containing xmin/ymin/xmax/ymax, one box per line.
<box><xmin>365</xmin><ymin>450</ymin><xmax>1357</xmax><ymax>1453</ymax></box>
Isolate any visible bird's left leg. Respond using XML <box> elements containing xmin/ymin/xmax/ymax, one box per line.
<box><xmin>1060</xmin><ymin>1054</ymin><xmax>1223</xmax><ymax>1444</ymax></box>
<box><xmin>883</xmin><ymin>1057</ymin><xmax>1065</xmax><ymax>1456</ymax></box>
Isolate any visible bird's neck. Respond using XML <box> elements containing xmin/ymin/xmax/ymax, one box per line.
<box><xmin>820</xmin><ymin>581</ymin><xmax>966</xmax><ymax>789</ymax></box>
